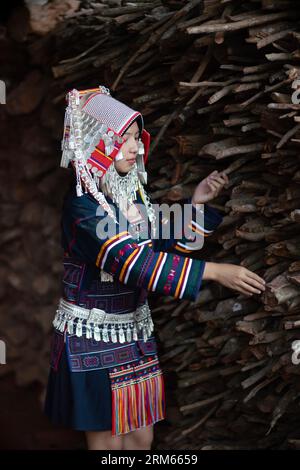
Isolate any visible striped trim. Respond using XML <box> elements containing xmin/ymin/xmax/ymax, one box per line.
<box><xmin>174</xmin><ymin>244</ymin><xmax>193</xmax><ymax>253</ymax></box>
<box><xmin>191</xmin><ymin>219</ymin><xmax>213</xmax><ymax>235</ymax></box>
<box><xmin>79</xmin><ymin>88</ymin><xmax>100</xmax><ymax>96</ymax></box>
<box><xmin>175</xmin><ymin>242</ymin><xmax>201</xmax><ymax>252</ymax></box>
<box><xmin>152</xmin><ymin>253</ymin><xmax>168</xmax><ymax>291</ymax></box>
<box><xmin>124</xmin><ymin>245</ymin><xmax>145</xmax><ymax>283</ymax></box>
<box><xmin>137</xmin><ymin>239</ymin><xmax>152</xmax><ymax>247</ymax></box>
<box><xmin>93</xmin><ymin>146</ymin><xmax>114</xmax><ymax>161</ymax></box>
<box><xmin>179</xmin><ymin>258</ymin><xmax>192</xmax><ymax>299</ymax></box>
<box><xmin>119</xmin><ymin>111</ymin><xmax>142</xmax><ymax>136</ymax></box>
<box><xmin>174</xmin><ymin>257</ymin><xmax>192</xmax><ymax>299</ymax></box>
<box><xmin>148</xmin><ymin>252</ymin><xmax>167</xmax><ymax>292</ymax></box>
<box><xmin>119</xmin><ymin>245</ymin><xmax>145</xmax><ymax>283</ymax></box>
<box><xmin>96</xmin><ymin>231</ymin><xmax>130</xmax><ymax>268</ymax></box>
<box><xmin>79</xmin><ymin>88</ymin><xmax>103</xmax><ymax>108</ymax></box>
<box><xmin>110</xmin><ymin>357</ymin><xmax>159</xmax><ymax>379</ymax></box>
<box><xmin>88</xmin><ymin>153</ymin><xmax>112</xmax><ymax>172</ymax></box>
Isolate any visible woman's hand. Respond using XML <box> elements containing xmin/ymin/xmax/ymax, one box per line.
<box><xmin>203</xmin><ymin>262</ymin><xmax>266</xmax><ymax>296</ymax></box>
<box><xmin>192</xmin><ymin>170</ymin><xmax>229</xmax><ymax>205</ymax></box>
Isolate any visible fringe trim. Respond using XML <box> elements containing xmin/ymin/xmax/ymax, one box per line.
<box><xmin>110</xmin><ymin>368</ymin><xmax>165</xmax><ymax>436</ymax></box>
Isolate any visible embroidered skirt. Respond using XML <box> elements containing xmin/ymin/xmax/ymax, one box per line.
<box><xmin>43</xmin><ymin>326</ymin><xmax>166</xmax><ymax>436</ymax></box>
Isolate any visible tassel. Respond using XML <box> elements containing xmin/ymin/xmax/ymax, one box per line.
<box><xmin>149</xmin><ymin>317</ymin><xmax>154</xmax><ymax>331</ymax></box>
<box><xmin>136</xmin><ymin>140</ymin><xmax>147</xmax><ymax>184</ymax></box>
<box><xmin>118</xmin><ymin>327</ymin><xmax>125</xmax><ymax>343</ymax></box>
<box><xmin>75</xmin><ymin>319</ymin><xmax>83</xmax><ymax>337</ymax></box>
<box><xmin>94</xmin><ymin>325</ymin><xmax>101</xmax><ymax>341</ymax></box>
<box><xmin>52</xmin><ymin>311</ymin><xmax>60</xmax><ymax>329</ymax></box>
<box><xmin>74</xmin><ymin>159</ymin><xmax>83</xmax><ymax>197</ymax></box>
<box><xmin>142</xmin><ymin>327</ymin><xmax>148</xmax><ymax>342</ymax></box>
<box><xmin>111</xmin><ymin>369</ymin><xmax>165</xmax><ymax>436</ymax></box>
<box><xmin>60</xmin><ymin>107</ymin><xmax>72</xmax><ymax>168</ymax></box>
<box><xmin>59</xmin><ymin>318</ymin><xmax>66</xmax><ymax>333</ymax></box>
<box><xmin>111</xmin><ymin>326</ymin><xmax>117</xmax><ymax>343</ymax></box>
<box><xmin>86</xmin><ymin>322</ymin><xmax>92</xmax><ymax>339</ymax></box>
<box><xmin>102</xmin><ymin>326</ymin><xmax>109</xmax><ymax>342</ymax></box>
<box><xmin>133</xmin><ymin>325</ymin><xmax>138</xmax><ymax>341</ymax></box>
<box><xmin>76</xmin><ymin>181</ymin><xmax>83</xmax><ymax>197</ymax></box>
<box><xmin>126</xmin><ymin>326</ymin><xmax>132</xmax><ymax>342</ymax></box>
<box><xmin>67</xmin><ymin>319</ymin><xmax>74</xmax><ymax>335</ymax></box>
<box><xmin>61</xmin><ymin>107</ymin><xmax>70</xmax><ymax>150</ymax></box>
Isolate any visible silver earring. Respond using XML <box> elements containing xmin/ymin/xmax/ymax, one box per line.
<box><xmin>136</xmin><ymin>139</ymin><xmax>147</xmax><ymax>184</ymax></box>
<box><xmin>115</xmin><ymin>148</ymin><xmax>124</xmax><ymax>161</ymax></box>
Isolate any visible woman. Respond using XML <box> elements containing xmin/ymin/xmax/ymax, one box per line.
<box><xmin>43</xmin><ymin>85</ymin><xmax>266</xmax><ymax>450</ymax></box>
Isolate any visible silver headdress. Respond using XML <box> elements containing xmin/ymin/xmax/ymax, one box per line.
<box><xmin>60</xmin><ymin>84</ymin><xmax>156</xmax><ymax>236</ymax></box>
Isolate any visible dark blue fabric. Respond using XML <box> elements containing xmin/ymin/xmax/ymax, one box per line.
<box><xmin>43</xmin><ymin>326</ymin><xmax>159</xmax><ymax>432</ymax></box>
<box><xmin>44</xmin><ymin>345</ymin><xmax>112</xmax><ymax>432</ymax></box>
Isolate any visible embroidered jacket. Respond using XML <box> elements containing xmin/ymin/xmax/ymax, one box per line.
<box><xmin>61</xmin><ymin>180</ymin><xmax>223</xmax><ymax>311</ymax></box>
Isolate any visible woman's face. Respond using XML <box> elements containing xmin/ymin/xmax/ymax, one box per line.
<box><xmin>114</xmin><ymin>120</ymin><xmax>140</xmax><ymax>175</ymax></box>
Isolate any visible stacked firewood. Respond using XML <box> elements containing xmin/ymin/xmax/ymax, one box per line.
<box><xmin>1</xmin><ymin>0</ymin><xmax>300</xmax><ymax>449</ymax></box>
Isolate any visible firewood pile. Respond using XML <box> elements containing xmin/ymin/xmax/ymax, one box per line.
<box><xmin>1</xmin><ymin>0</ymin><xmax>300</xmax><ymax>449</ymax></box>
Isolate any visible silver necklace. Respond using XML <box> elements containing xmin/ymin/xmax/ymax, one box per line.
<box><xmin>101</xmin><ymin>161</ymin><xmax>139</xmax><ymax>212</ymax></box>
<box><xmin>100</xmin><ymin>161</ymin><xmax>157</xmax><ymax>238</ymax></box>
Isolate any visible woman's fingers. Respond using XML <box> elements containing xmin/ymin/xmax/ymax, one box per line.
<box><xmin>207</xmin><ymin>182</ymin><xmax>220</xmax><ymax>196</ymax></box>
<box><xmin>208</xmin><ymin>176</ymin><xmax>227</xmax><ymax>190</ymax></box>
<box><xmin>239</xmin><ymin>270</ymin><xmax>266</xmax><ymax>293</ymax></box>
<box><xmin>207</xmin><ymin>170</ymin><xmax>229</xmax><ymax>196</ymax></box>
<box><xmin>209</xmin><ymin>171</ymin><xmax>228</xmax><ymax>181</ymax></box>
<box><xmin>244</xmin><ymin>270</ymin><xmax>266</xmax><ymax>289</ymax></box>
<box><xmin>208</xmin><ymin>171</ymin><xmax>229</xmax><ymax>185</ymax></box>
<box><xmin>239</xmin><ymin>280</ymin><xmax>263</xmax><ymax>295</ymax></box>
<box><xmin>235</xmin><ymin>284</ymin><xmax>254</xmax><ymax>296</ymax></box>
<box><xmin>242</xmin><ymin>274</ymin><xmax>266</xmax><ymax>292</ymax></box>
<box><xmin>209</xmin><ymin>174</ymin><xmax>226</xmax><ymax>183</ymax></box>
<box><xmin>207</xmin><ymin>181</ymin><xmax>220</xmax><ymax>193</ymax></box>
<box><xmin>248</xmin><ymin>277</ymin><xmax>266</xmax><ymax>291</ymax></box>
<box><xmin>207</xmin><ymin>179</ymin><xmax>218</xmax><ymax>188</ymax></box>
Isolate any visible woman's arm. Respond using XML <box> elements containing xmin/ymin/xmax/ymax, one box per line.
<box><xmin>63</xmin><ymin>193</ymin><xmax>207</xmax><ymax>302</ymax></box>
<box><xmin>63</xmin><ymin>192</ymin><xmax>265</xmax><ymax>300</ymax></box>
<box><xmin>203</xmin><ymin>261</ymin><xmax>266</xmax><ymax>296</ymax></box>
